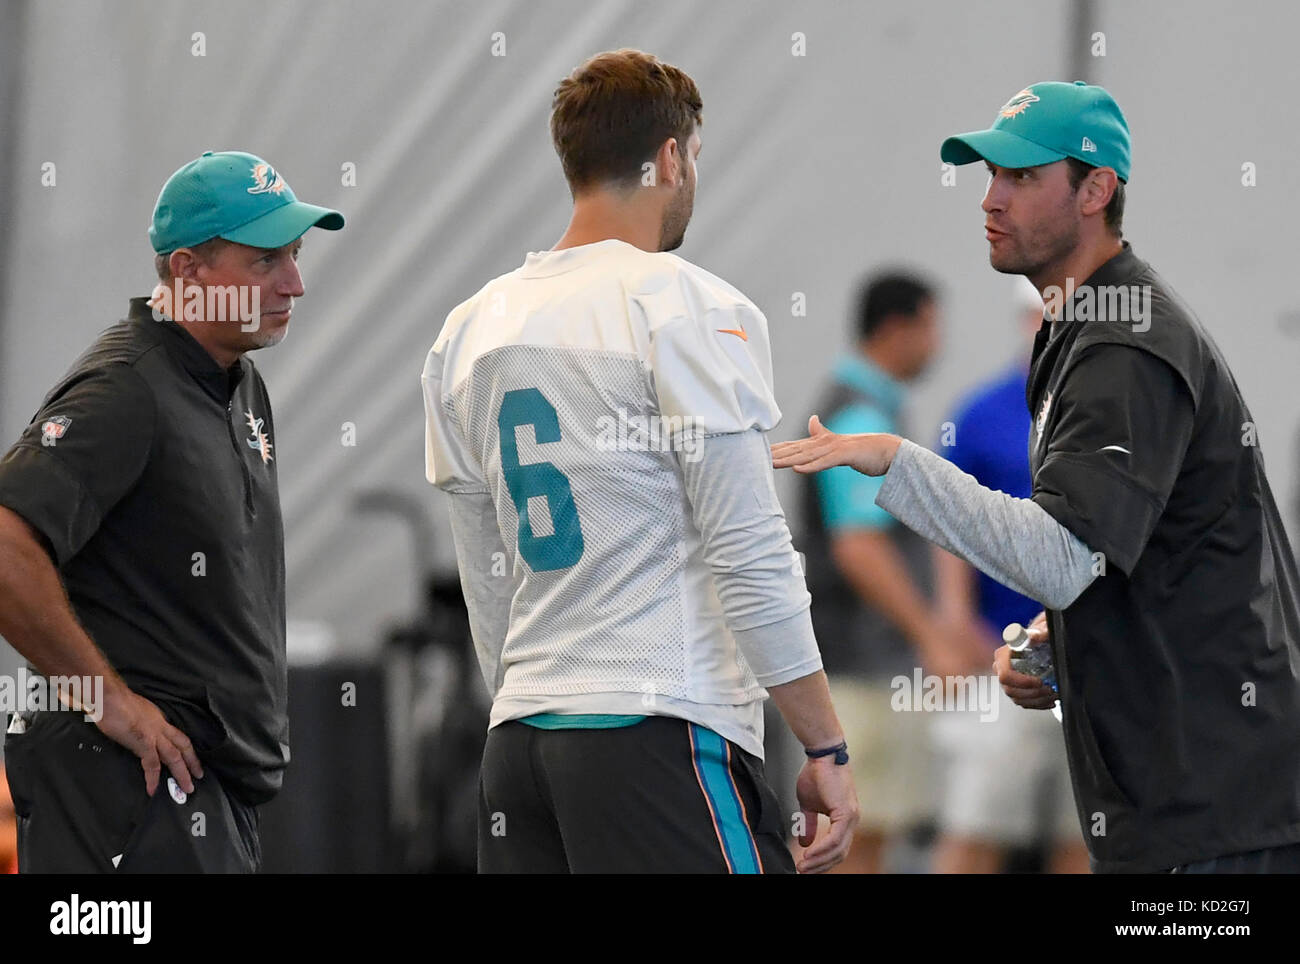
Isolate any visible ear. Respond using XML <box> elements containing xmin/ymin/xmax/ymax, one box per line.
<box><xmin>655</xmin><ymin>136</ymin><xmax>683</xmax><ymax>187</ymax></box>
<box><xmin>169</xmin><ymin>248</ymin><xmax>200</xmax><ymax>281</ymax></box>
<box><xmin>1079</xmin><ymin>167</ymin><xmax>1118</xmax><ymax>219</ymax></box>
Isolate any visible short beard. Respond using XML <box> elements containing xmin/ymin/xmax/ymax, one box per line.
<box><xmin>243</xmin><ymin>326</ymin><xmax>287</xmax><ymax>351</ymax></box>
<box><xmin>991</xmin><ymin>202</ymin><xmax>1081</xmax><ymax>278</ymax></box>
<box><xmin>659</xmin><ymin>179</ymin><xmax>693</xmax><ymax>252</ymax></box>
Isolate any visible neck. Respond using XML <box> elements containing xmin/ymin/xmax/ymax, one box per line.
<box><xmin>176</xmin><ymin>320</ymin><xmax>242</xmax><ymax>370</ymax></box>
<box><xmin>1031</xmin><ymin>233</ymin><xmax>1124</xmax><ymax>315</ymax></box>
<box><xmin>553</xmin><ymin>189</ymin><xmax>661</xmax><ymax>252</ymax></box>
<box><xmin>861</xmin><ymin>340</ymin><xmax>906</xmax><ymax>380</ymax></box>
<box><xmin>149</xmin><ymin>282</ymin><xmax>242</xmax><ymax>369</ymax></box>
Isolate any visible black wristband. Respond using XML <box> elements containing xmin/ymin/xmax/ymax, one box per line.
<box><xmin>804</xmin><ymin>740</ymin><xmax>849</xmax><ymax>765</ymax></box>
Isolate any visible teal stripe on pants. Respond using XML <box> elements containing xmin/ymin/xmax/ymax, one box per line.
<box><xmin>690</xmin><ymin>724</ymin><xmax>761</xmax><ymax>874</ymax></box>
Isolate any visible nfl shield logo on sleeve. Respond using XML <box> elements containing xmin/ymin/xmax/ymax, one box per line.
<box><xmin>41</xmin><ymin>415</ymin><xmax>71</xmax><ymax>444</ymax></box>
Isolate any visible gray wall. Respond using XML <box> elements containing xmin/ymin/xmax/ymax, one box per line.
<box><xmin>2</xmin><ymin>0</ymin><xmax>1297</xmax><ymax>660</ymax></box>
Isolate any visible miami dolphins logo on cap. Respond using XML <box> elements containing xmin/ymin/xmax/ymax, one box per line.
<box><xmin>247</xmin><ymin>162</ymin><xmax>288</xmax><ymax>196</ymax></box>
<box><xmin>999</xmin><ymin>89</ymin><xmax>1040</xmax><ymax>118</ymax></box>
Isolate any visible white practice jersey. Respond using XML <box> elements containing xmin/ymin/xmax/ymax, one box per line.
<box><xmin>422</xmin><ymin>239</ymin><xmax>791</xmax><ymax>757</ymax></box>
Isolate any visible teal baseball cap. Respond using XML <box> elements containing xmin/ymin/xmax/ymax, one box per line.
<box><xmin>940</xmin><ymin>81</ymin><xmax>1131</xmax><ymax>183</ymax></box>
<box><xmin>149</xmin><ymin>150</ymin><xmax>344</xmax><ymax>253</ymax></box>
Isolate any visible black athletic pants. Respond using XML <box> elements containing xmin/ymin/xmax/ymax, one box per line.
<box><xmin>478</xmin><ymin>715</ymin><xmax>797</xmax><ymax>873</ymax></box>
<box><xmin>4</xmin><ymin>710</ymin><xmax>261</xmax><ymax>873</ymax></box>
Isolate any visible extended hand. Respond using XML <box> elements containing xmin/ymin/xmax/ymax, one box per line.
<box><xmin>771</xmin><ymin>416</ymin><xmax>902</xmax><ymax>477</ymax></box>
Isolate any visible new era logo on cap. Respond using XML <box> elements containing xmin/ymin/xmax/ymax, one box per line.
<box><xmin>1081</xmin><ymin>136</ymin><xmax>1097</xmax><ymax>152</ymax></box>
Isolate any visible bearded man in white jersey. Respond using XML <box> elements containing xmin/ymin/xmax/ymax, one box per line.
<box><xmin>422</xmin><ymin>48</ymin><xmax>858</xmax><ymax>873</ymax></box>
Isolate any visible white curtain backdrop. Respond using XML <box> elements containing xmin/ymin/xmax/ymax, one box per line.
<box><xmin>3</xmin><ymin>0</ymin><xmax>1296</xmax><ymax>655</ymax></box>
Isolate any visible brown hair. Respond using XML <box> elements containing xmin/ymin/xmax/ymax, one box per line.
<box><xmin>1065</xmin><ymin>157</ymin><xmax>1125</xmax><ymax>237</ymax></box>
<box><xmin>550</xmin><ymin>49</ymin><xmax>702</xmax><ymax>193</ymax></box>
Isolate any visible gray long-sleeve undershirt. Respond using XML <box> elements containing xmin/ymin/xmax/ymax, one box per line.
<box><xmin>875</xmin><ymin>439</ymin><xmax>1098</xmax><ymax>611</ymax></box>
<box><xmin>679</xmin><ymin>430</ymin><xmax>823</xmax><ymax>687</ymax></box>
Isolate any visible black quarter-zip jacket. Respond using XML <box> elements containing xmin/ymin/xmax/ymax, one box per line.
<box><xmin>0</xmin><ymin>297</ymin><xmax>288</xmax><ymax>805</ymax></box>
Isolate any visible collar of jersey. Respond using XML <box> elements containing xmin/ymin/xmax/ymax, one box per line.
<box><xmin>519</xmin><ymin>238</ymin><xmax>644</xmax><ymax>278</ymax></box>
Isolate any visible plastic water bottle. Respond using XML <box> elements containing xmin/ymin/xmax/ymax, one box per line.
<box><xmin>1003</xmin><ymin>622</ymin><xmax>1063</xmax><ymax>721</ymax></box>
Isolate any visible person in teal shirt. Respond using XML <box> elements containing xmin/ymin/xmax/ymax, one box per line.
<box><xmin>797</xmin><ymin>271</ymin><xmax>976</xmax><ymax>873</ymax></box>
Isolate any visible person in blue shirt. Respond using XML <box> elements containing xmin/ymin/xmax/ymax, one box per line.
<box><xmin>929</xmin><ymin>278</ymin><xmax>1089</xmax><ymax>873</ymax></box>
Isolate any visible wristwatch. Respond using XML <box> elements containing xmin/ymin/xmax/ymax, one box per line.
<box><xmin>804</xmin><ymin>740</ymin><xmax>850</xmax><ymax>765</ymax></box>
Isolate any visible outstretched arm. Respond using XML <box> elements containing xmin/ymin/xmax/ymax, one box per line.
<box><xmin>773</xmin><ymin>417</ymin><xmax>1097</xmax><ymax>610</ymax></box>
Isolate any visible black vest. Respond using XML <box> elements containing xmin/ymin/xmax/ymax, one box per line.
<box><xmin>1028</xmin><ymin>244</ymin><xmax>1300</xmax><ymax>871</ymax></box>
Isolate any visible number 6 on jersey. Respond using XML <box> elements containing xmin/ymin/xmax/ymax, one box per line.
<box><xmin>497</xmin><ymin>388</ymin><xmax>585</xmax><ymax>571</ymax></box>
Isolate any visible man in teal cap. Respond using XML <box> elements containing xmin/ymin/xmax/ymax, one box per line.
<box><xmin>0</xmin><ymin>152</ymin><xmax>342</xmax><ymax>872</ymax></box>
<box><xmin>773</xmin><ymin>81</ymin><xmax>1300</xmax><ymax>873</ymax></box>
<box><xmin>938</xmin><ymin>81</ymin><xmax>1129</xmax><ymax>286</ymax></box>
